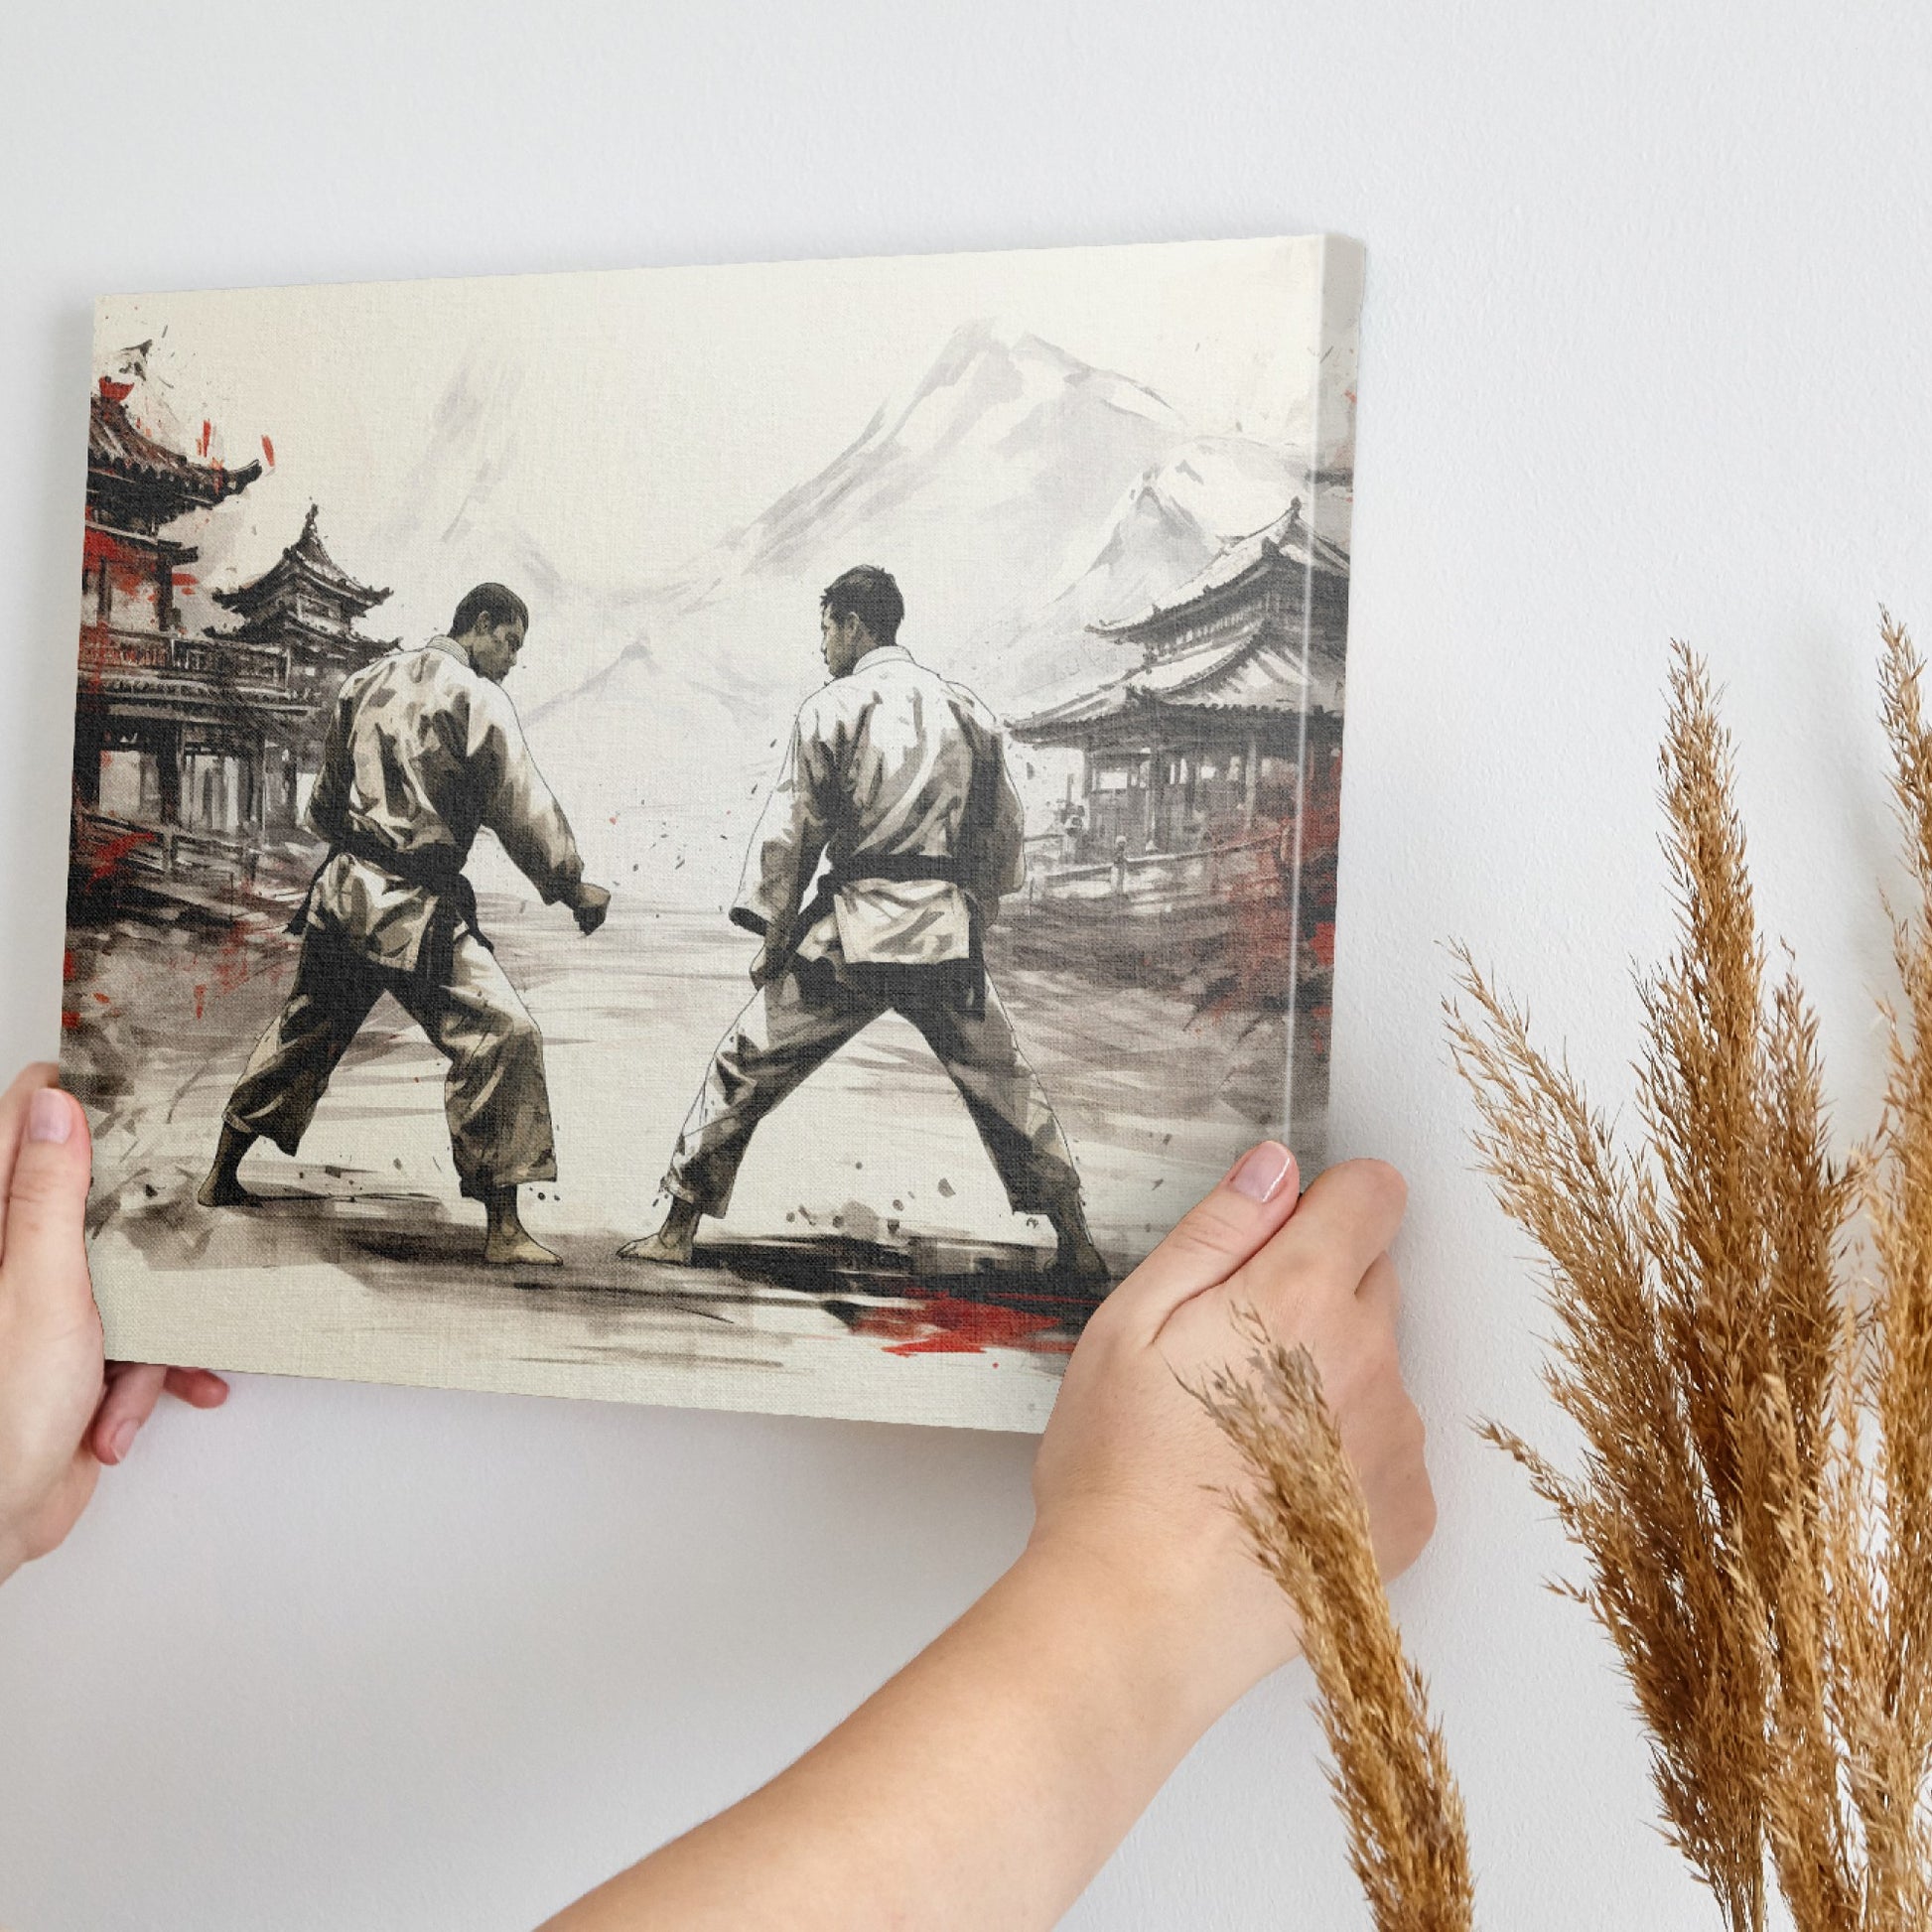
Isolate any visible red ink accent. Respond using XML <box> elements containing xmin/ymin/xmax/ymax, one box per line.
<box><xmin>61</xmin><ymin>1010</ymin><xmax>81</xmax><ymax>1032</ymax></box>
<box><xmin>198</xmin><ymin>420</ymin><xmax>212</xmax><ymax>458</ymax></box>
<box><xmin>209</xmin><ymin>922</ymin><xmax>253</xmax><ymax>996</ymax></box>
<box><xmin>194</xmin><ymin>984</ymin><xmax>207</xmax><ymax>1021</ymax></box>
<box><xmin>260</xmin><ymin>434</ymin><xmax>275</xmax><ymax>467</ymax></box>
<box><xmin>97</xmin><ymin>377</ymin><xmax>133</xmax><ymax>403</ymax></box>
<box><xmin>92</xmin><ymin>992</ymin><xmax>111</xmax><ymax>1006</ymax></box>
<box><xmin>82</xmin><ymin>525</ymin><xmax>161</xmax><ymax>600</ymax></box>
<box><xmin>63</xmin><ymin>948</ymin><xmax>77</xmax><ymax>982</ymax></box>
<box><xmin>856</xmin><ymin>1295</ymin><xmax>1064</xmax><ymax>1356</ymax></box>
<box><xmin>86</xmin><ymin>825</ymin><xmax>155</xmax><ymax>887</ymax></box>
<box><xmin>172</xmin><ymin>571</ymin><xmax>199</xmax><ymax>594</ymax></box>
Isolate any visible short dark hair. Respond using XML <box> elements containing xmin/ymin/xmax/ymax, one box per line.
<box><xmin>820</xmin><ymin>565</ymin><xmax>903</xmax><ymax>645</ymax></box>
<box><xmin>450</xmin><ymin>582</ymin><xmax>529</xmax><ymax>638</ymax></box>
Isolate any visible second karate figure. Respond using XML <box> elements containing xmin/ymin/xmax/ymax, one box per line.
<box><xmin>621</xmin><ymin>565</ymin><xmax>1108</xmax><ymax>1286</ymax></box>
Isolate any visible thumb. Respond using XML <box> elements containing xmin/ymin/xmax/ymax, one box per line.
<box><xmin>1102</xmin><ymin>1142</ymin><xmax>1301</xmax><ymax>1335</ymax></box>
<box><xmin>2</xmin><ymin>1083</ymin><xmax>95</xmax><ymax>1326</ymax></box>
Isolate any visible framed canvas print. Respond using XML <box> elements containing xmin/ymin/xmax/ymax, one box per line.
<box><xmin>62</xmin><ymin>234</ymin><xmax>1362</xmax><ymax>1431</ymax></box>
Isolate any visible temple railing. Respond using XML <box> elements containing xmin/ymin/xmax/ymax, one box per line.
<box><xmin>172</xmin><ymin>638</ymin><xmax>289</xmax><ymax>685</ymax></box>
<box><xmin>1019</xmin><ymin>831</ymin><xmax>1289</xmax><ymax>909</ymax></box>
<box><xmin>76</xmin><ymin>625</ymin><xmax>291</xmax><ymax>692</ymax></box>
<box><xmin>77</xmin><ymin>627</ymin><xmax>171</xmax><ymax>674</ymax></box>
<box><xmin>71</xmin><ymin>811</ymin><xmax>261</xmax><ymax>891</ymax></box>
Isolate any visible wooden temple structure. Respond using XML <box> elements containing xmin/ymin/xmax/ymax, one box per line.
<box><xmin>1012</xmin><ymin>498</ymin><xmax>1348</xmax><ymax>858</ymax></box>
<box><xmin>71</xmin><ymin>380</ymin><xmax>393</xmax><ymax>903</ymax></box>
<box><xmin>1004</xmin><ymin>499</ymin><xmax>1351</xmax><ymax>1022</ymax></box>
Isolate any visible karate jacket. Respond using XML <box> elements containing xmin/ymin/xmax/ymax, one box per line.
<box><xmin>300</xmin><ymin>636</ymin><xmax>586</xmax><ymax>975</ymax></box>
<box><xmin>732</xmin><ymin>643</ymin><xmax>1027</xmax><ymax>978</ymax></box>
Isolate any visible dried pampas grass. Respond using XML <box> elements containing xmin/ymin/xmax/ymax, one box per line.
<box><xmin>1210</xmin><ymin>617</ymin><xmax>1932</xmax><ymax>1931</ymax></box>
<box><xmin>1447</xmin><ymin>618</ymin><xmax>1932</xmax><ymax>1929</ymax></box>
<box><xmin>1200</xmin><ymin>1315</ymin><xmax>1474</xmax><ymax>1932</ymax></box>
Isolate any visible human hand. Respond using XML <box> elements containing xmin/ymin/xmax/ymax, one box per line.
<box><xmin>538</xmin><ymin>1153</ymin><xmax>1429</xmax><ymax>1932</ymax></box>
<box><xmin>0</xmin><ymin>1064</ymin><xmax>229</xmax><ymax>1585</ymax></box>
<box><xmin>1028</xmin><ymin>1148</ymin><xmax>1433</xmax><ymax>1725</ymax></box>
<box><xmin>572</xmin><ymin>882</ymin><xmax>613</xmax><ymax>935</ymax></box>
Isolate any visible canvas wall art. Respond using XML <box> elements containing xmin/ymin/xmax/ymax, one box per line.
<box><xmin>61</xmin><ymin>235</ymin><xmax>1362</xmax><ymax>1431</ymax></box>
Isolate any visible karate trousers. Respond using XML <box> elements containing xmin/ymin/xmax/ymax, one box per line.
<box><xmin>223</xmin><ymin>925</ymin><xmax>558</xmax><ymax>1200</ymax></box>
<box><xmin>662</xmin><ymin>964</ymin><xmax>1082</xmax><ymax>1217</ymax></box>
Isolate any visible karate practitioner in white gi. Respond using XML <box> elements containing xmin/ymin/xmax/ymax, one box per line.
<box><xmin>621</xmin><ymin>565</ymin><xmax>1107</xmax><ymax>1285</ymax></box>
<box><xmin>199</xmin><ymin>584</ymin><xmax>612</xmax><ymax>1266</ymax></box>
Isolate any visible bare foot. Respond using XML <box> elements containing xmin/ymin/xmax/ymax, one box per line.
<box><xmin>616</xmin><ymin>1226</ymin><xmax>696</xmax><ymax>1266</ymax></box>
<box><xmin>197</xmin><ymin>1173</ymin><xmax>260</xmax><ymax>1209</ymax></box>
<box><xmin>484</xmin><ymin>1228</ymin><xmax>562</xmax><ymax>1267</ymax></box>
<box><xmin>618</xmin><ymin>1196</ymin><xmax>701</xmax><ymax>1266</ymax></box>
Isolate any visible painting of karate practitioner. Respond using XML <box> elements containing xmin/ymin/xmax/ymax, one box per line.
<box><xmin>198</xmin><ymin>584</ymin><xmax>613</xmax><ymax>1264</ymax></box>
<box><xmin>621</xmin><ymin>566</ymin><xmax>1107</xmax><ymax>1285</ymax></box>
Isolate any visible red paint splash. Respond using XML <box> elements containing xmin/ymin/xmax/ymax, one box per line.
<box><xmin>60</xmin><ymin>1010</ymin><xmax>82</xmax><ymax>1032</ymax></box>
<box><xmin>83</xmin><ymin>524</ymin><xmax>160</xmax><ymax>600</ymax></box>
<box><xmin>198</xmin><ymin>420</ymin><xmax>212</xmax><ymax>458</ymax></box>
<box><xmin>172</xmin><ymin>570</ymin><xmax>199</xmax><ymax>594</ymax></box>
<box><xmin>855</xmin><ymin>1295</ymin><xmax>1068</xmax><ymax>1356</ymax></box>
<box><xmin>207</xmin><ymin>921</ymin><xmax>255</xmax><ymax>997</ymax></box>
<box><xmin>194</xmin><ymin>984</ymin><xmax>207</xmax><ymax>1021</ymax></box>
<box><xmin>260</xmin><ymin>434</ymin><xmax>275</xmax><ymax>467</ymax></box>
<box><xmin>97</xmin><ymin>377</ymin><xmax>133</xmax><ymax>403</ymax></box>
<box><xmin>86</xmin><ymin>825</ymin><xmax>155</xmax><ymax>887</ymax></box>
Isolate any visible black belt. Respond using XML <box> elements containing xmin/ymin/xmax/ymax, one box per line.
<box><xmin>290</xmin><ymin>829</ymin><xmax>487</xmax><ymax>976</ymax></box>
<box><xmin>775</xmin><ymin>853</ymin><xmax>985</xmax><ymax>1015</ymax></box>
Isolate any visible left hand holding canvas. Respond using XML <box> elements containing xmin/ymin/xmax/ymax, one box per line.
<box><xmin>0</xmin><ymin>1063</ymin><xmax>227</xmax><ymax>1585</ymax></box>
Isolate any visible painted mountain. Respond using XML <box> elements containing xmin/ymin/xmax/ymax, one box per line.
<box><xmin>513</xmin><ymin>320</ymin><xmax>1342</xmax><ymax>894</ymax></box>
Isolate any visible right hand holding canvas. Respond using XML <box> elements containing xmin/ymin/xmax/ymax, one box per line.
<box><xmin>545</xmin><ymin>1148</ymin><xmax>1435</xmax><ymax>1932</ymax></box>
<box><xmin>1028</xmin><ymin>1148</ymin><xmax>1435</xmax><ymax>1723</ymax></box>
<box><xmin>0</xmin><ymin>1064</ymin><xmax>228</xmax><ymax>1586</ymax></box>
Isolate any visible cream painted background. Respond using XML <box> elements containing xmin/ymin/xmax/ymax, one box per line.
<box><xmin>2</xmin><ymin>4</ymin><xmax>1928</xmax><ymax>1926</ymax></box>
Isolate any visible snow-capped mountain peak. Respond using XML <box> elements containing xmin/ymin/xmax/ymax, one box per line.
<box><xmin>1042</xmin><ymin>434</ymin><xmax>1312</xmax><ymax>618</ymax></box>
<box><xmin>655</xmin><ymin>319</ymin><xmax>1187</xmax><ymax>618</ymax></box>
<box><xmin>870</xmin><ymin>319</ymin><xmax>1177</xmax><ymax>464</ymax></box>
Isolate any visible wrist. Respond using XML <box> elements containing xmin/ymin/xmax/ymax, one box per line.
<box><xmin>1003</xmin><ymin>1530</ymin><xmax>1282</xmax><ymax>1750</ymax></box>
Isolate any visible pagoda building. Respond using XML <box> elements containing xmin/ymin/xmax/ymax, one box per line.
<box><xmin>212</xmin><ymin>503</ymin><xmax>397</xmax><ymax>819</ymax></box>
<box><xmin>1011</xmin><ymin>498</ymin><xmax>1350</xmax><ymax>859</ymax></box>
<box><xmin>213</xmin><ymin>503</ymin><xmax>395</xmax><ymax>709</ymax></box>
<box><xmin>80</xmin><ymin>375</ymin><xmax>260</xmax><ymax>674</ymax></box>
<box><xmin>69</xmin><ymin>382</ymin><xmax>371</xmax><ymax>901</ymax></box>
<box><xmin>1005</xmin><ymin>497</ymin><xmax>1352</xmax><ymax>1111</ymax></box>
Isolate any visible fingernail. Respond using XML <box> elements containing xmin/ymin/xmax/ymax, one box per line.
<box><xmin>27</xmin><ymin>1090</ymin><xmax>72</xmax><ymax>1145</ymax></box>
<box><xmin>108</xmin><ymin>1418</ymin><xmax>137</xmax><ymax>1463</ymax></box>
<box><xmin>1229</xmin><ymin>1142</ymin><xmax>1294</xmax><ymax>1203</ymax></box>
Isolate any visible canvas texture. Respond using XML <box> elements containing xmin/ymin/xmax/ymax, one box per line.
<box><xmin>61</xmin><ymin>235</ymin><xmax>1362</xmax><ymax>1432</ymax></box>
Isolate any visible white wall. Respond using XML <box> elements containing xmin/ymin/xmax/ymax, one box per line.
<box><xmin>3</xmin><ymin>4</ymin><xmax>1927</xmax><ymax>1924</ymax></box>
